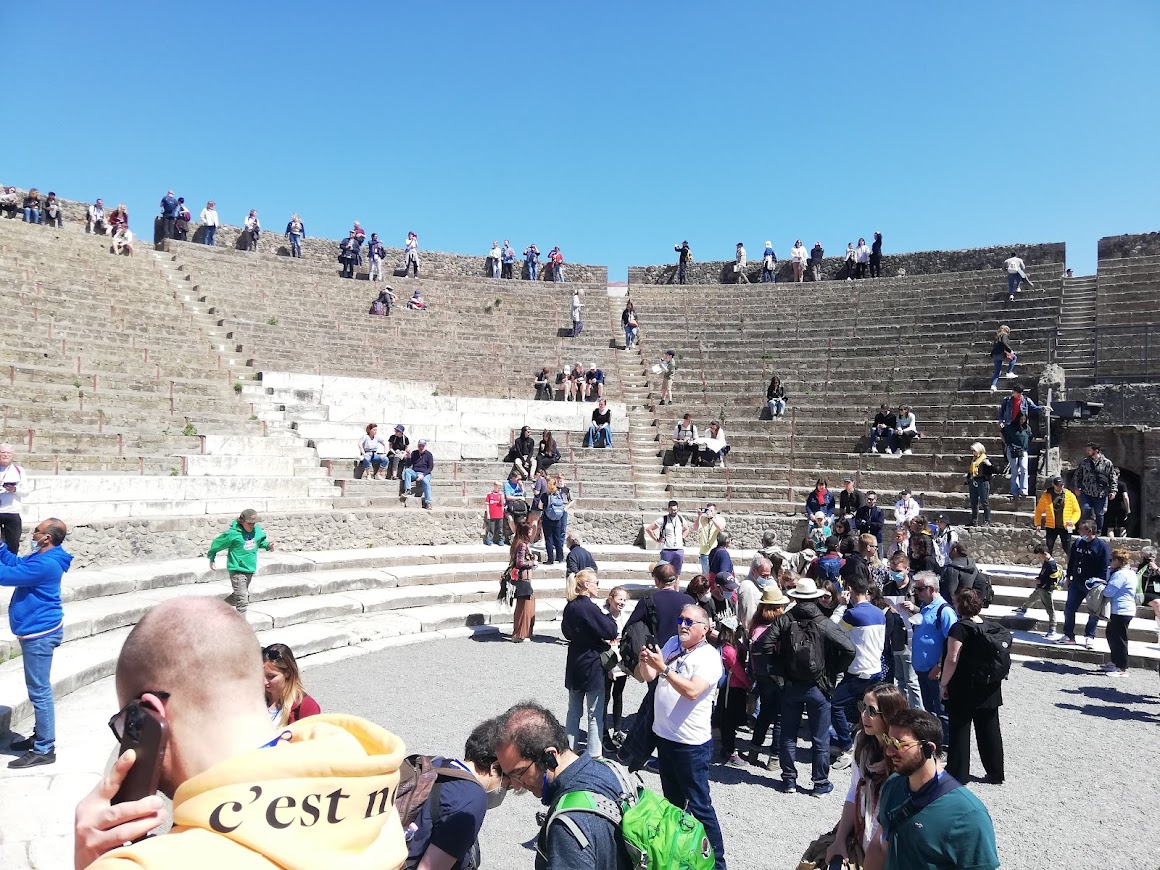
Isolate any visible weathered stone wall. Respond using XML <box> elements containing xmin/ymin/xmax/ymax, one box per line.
<box><xmin>1098</xmin><ymin>232</ymin><xmax>1160</xmax><ymax>261</ymax></box>
<box><xmin>628</xmin><ymin>242</ymin><xmax>1066</xmax><ymax>285</ymax></box>
<box><xmin>1068</xmin><ymin>383</ymin><xmax>1160</xmax><ymax>427</ymax></box>
<box><xmin>4</xmin><ymin>189</ymin><xmax>607</xmax><ymax>284</ymax></box>
<box><xmin>65</xmin><ymin>508</ymin><xmax>1068</xmax><ymax>571</ymax></box>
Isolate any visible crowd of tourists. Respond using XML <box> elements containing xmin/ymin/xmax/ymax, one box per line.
<box><xmin>670</xmin><ymin>235</ymin><xmax>885</xmax><ymax>285</ymax></box>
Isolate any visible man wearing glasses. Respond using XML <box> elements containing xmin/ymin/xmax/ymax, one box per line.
<box><xmin>638</xmin><ymin>605</ymin><xmax>727</xmax><ymax>870</ymax></box>
<box><xmin>494</xmin><ymin>702</ymin><xmax>629</xmax><ymax>869</ymax></box>
<box><xmin>903</xmin><ymin>571</ymin><xmax>958</xmax><ymax>748</ymax></box>
<box><xmin>73</xmin><ymin>597</ymin><xmax>410</xmax><ymax>869</ymax></box>
<box><xmin>867</xmin><ymin>709</ymin><xmax>999</xmax><ymax>870</ymax></box>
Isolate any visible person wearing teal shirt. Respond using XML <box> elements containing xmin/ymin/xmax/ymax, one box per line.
<box><xmin>868</xmin><ymin>709</ymin><xmax>999</xmax><ymax>870</ymax></box>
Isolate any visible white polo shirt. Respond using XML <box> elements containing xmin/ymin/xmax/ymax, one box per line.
<box><xmin>0</xmin><ymin>463</ymin><xmax>22</xmax><ymax>514</ymax></box>
<box><xmin>652</xmin><ymin>637</ymin><xmax>723</xmax><ymax>745</ymax></box>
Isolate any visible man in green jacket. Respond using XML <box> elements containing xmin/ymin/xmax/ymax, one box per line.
<box><xmin>207</xmin><ymin>508</ymin><xmax>273</xmax><ymax>613</ymax></box>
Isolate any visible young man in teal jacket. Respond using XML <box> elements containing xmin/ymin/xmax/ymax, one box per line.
<box><xmin>1</xmin><ymin>517</ymin><xmax>72</xmax><ymax>768</ymax></box>
<box><xmin>207</xmin><ymin>508</ymin><xmax>273</xmax><ymax>613</ymax></box>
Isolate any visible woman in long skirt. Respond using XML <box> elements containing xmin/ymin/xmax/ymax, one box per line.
<box><xmin>510</xmin><ymin>523</ymin><xmax>537</xmax><ymax>641</ymax></box>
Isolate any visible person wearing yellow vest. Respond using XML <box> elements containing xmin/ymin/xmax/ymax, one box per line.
<box><xmin>1033</xmin><ymin>475</ymin><xmax>1081</xmax><ymax>557</ymax></box>
<box><xmin>74</xmin><ymin>597</ymin><xmax>408</xmax><ymax>870</ymax></box>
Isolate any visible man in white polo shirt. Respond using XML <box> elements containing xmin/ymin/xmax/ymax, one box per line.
<box><xmin>639</xmin><ymin>603</ymin><xmax>727</xmax><ymax>870</ymax></box>
<box><xmin>0</xmin><ymin>443</ymin><xmax>25</xmax><ymax>554</ymax></box>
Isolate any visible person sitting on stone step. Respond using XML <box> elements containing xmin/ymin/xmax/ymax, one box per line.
<box><xmin>111</xmin><ymin>225</ymin><xmax>134</xmax><ymax>256</ymax></box>
<box><xmin>892</xmin><ymin>405</ymin><xmax>918</xmax><ymax>455</ymax></box>
<box><xmin>0</xmin><ymin>186</ymin><xmax>20</xmax><ymax>220</ymax></box>
<box><xmin>583</xmin><ymin>364</ymin><xmax>604</xmax><ymax>400</ymax></box>
<box><xmin>564</xmin><ymin>362</ymin><xmax>584</xmax><ymax>402</ymax></box>
<box><xmin>358</xmin><ymin>423</ymin><xmax>388</xmax><ymax>479</ymax></box>
<box><xmin>869</xmin><ymin>403</ymin><xmax>896</xmax><ymax>454</ymax></box>
<box><xmin>766</xmin><ymin>375</ymin><xmax>787</xmax><ymax>418</ymax></box>
<box><xmin>586</xmin><ymin>398</ymin><xmax>613</xmax><ymax>448</ymax></box>
<box><xmin>42</xmin><ymin>191</ymin><xmax>63</xmax><ymax>228</ymax></box>
<box><xmin>672</xmin><ymin>413</ymin><xmax>699</xmax><ymax>467</ymax></box>
<box><xmin>505</xmin><ymin>426</ymin><xmax>537</xmax><ymax>480</ymax></box>
<box><xmin>806</xmin><ymin>477</ymin><xmax>836</xmax><ymax>519</ymax></box>
<box><xmin>385</xmin><ymin>424</ymin><xmax>409</xmax><ymax>480</ymax></box>
<box><xmin>86</xmin><ymin>197</ymin><xmax>106</xmax><ymax>234</ymax></box>
<box><xmin>534</xmin><ymin>366</ymin><xmax>554</xmax><ymax>401</ymax></box>
<box><xmin>401</xmin><ymin>439</ymin><xmax>434</xmax><ymax>509</ymax></box>
<box><xmin>695</xmin><ymin>420</ymin><xmax>728</xmax><ymax>467</ymax></box>
<box><xmin>894</xmin><ymin>489</ymin><xmax>921</xmax><ymax>529</ymax></box>
<box><xmin>537</xmin><ymin>430</ymin><xmax>560</xmax><ymax>472</ymax></box>
<box><xmin>853</xmin><ymin>491</ymin><xmax>885</xmax><ymax>550</ymax></box>
<box><xmin>407</xmin><ymin>287</ymin><xmax>427</xmax><ymax>309</ymax></box>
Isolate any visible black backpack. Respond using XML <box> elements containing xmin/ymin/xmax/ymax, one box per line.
<box><xmin>968</xmin><ymin>621</ymin><xmax>1012</xmax><ymax>686</ymax></box>
<box><xmin>782</xmin><ymin>617</ymin><xmax>825</xmax><ymax>684</ymax></box>
<box><xmin>972</xmin><ymin>571</ymin><xmax>995</xmax><ymax>608</ymax></box>
<box><xmin>619</xmin><ymin>595</ymin><xmax>659</xmax><ymax>678</ymax></box>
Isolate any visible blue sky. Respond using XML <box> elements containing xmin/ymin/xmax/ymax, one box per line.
<box><xmin>5</xmin><ymin>1</ymin><xmax>1158</xmax><ymax>279</ymax></box>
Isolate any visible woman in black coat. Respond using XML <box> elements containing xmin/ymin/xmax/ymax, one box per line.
<box><xmin>562</xmin><ymin>569</ymin><xmax>618</xmax><ymax>759</ymax></box>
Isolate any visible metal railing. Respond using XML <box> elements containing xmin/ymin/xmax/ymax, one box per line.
<box><xmin>1050</xmin><ymin>323</ymin><xmax>1160</xmax><ymax>382</ymax></box>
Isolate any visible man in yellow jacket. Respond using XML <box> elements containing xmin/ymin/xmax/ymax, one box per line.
<box><xmin>74</xmin><ymin>597</ymin><xmax>408</xmax><ymax>870</ymax></box>
<box><xmin>1034</xmin><ymin>475</ymin><xmax>1081</xmax><ymax>557</ymax></box>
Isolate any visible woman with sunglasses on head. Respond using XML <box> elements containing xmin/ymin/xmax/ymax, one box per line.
<box><xmin>822</xmin><ymin>683</ymin><xmax>909</xmax><ymax>869</ymax></box>
<box><xmin>262</xmin><ymin>643</ymin><xmax>320</xmax><ymax>728</ymax></box>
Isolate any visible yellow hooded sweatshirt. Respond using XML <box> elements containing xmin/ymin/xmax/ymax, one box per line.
<box><xmin>86</xmin><ymin>714</ymin><xmax>408</xmax><ymax>870</ymax></box>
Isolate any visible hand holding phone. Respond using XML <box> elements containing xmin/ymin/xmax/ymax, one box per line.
<box><xmin>112</xmin><ymin>702</ymin><xmax>169</xmax><ymax>805</ymax></box>
<box><xmin>75</xmin><ymin>747</ymin><xmax>166</xmax><ymax>868</ymax></box>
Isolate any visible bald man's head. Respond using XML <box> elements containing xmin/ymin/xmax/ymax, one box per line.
<box><xmin>116</xmin><ymin>597</ymin><xmax>263</xmax><ymax>710</ymax></box>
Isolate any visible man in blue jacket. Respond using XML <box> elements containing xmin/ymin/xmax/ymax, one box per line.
<box><xmin>1059</xmin><ymin>519</ymin><xmax>1110</xmax><ymax>648</ymax></box>
<box><xmin>1</xmin><ymin>517</ymin><xmax>71</xmax><ymax>768</ymax></box>
<box><xmin>996</xmin><ymin>384</ymin><xmax>1045</xmax><ymax>427</ymax></box>
<box><xmin>159</xmin><ymin>189</ymin><xmax>178</xmax><ymax>240</ymax></box>
<box><xmin>401</xmin><ymin>439</ymin><xmax>434</xmax><ymax>509</ymax></box>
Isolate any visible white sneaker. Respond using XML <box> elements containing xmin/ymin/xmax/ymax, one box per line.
<box><xmin>870</xmin><ymin>447</ymin><xmax>879</xmax><ymax>454</ymax></box>
<box><xmin>1106</xmin><ymin>668</ymin><xmax>1125</xmax><ymax>677</ymax></box>
<box><xmin>1044</xmin><ymin>630</ymin><xmax>1062</xmax><ymax>640</ymax></box>
<box><xmin>990</xmin><ymin>384</ymin><xmax>998</xmax><ymax>392</ymax></box>
<box><xmin>1082</xmin><ymin>637</ymin><xmax>1093</xmax><ymax>649</ymax></box>
<box><xmin>904</xmin><ymin>449</ymin><xmax>913</xmax><ymax>455</ymax></box>
<box><xmin>1005</xmin><ymin>371</ymin><xmax>1017</xmax><ymax>379</ymax></box>
<box><xmin>1100</xmin><ymin>661</ymin><xmax>1118</xmax><ymax>671</ymax></box>
<box><xmin>831</xmin><ymin>751</ymin><xmax>853</xmax><ymax>770</ymax></box>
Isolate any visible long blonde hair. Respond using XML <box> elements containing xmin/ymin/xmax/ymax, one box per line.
<box><xmin>263</xmin><ymin>643</ymin><xmax>306</xmax><ymax>728</ymax></box>
<box><xmin>567</xmin><ymin>568</ymin><xmax>597</xmax><ymax>601</ymax></box>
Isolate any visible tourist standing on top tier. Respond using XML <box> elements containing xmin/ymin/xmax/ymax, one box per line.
<box><xmin>790</xmin><ymin>239</ymin><xmax>808</xmax><ymax>282</ymax></box>
<box><xmin>207</xmin><ymin>508</ymin><xmax>274</xmax><ymax>614</ymax></box>
<box><xmin>524</xmin><ymin>243</ymin><xmax>539</xmax><ymax>280</ymax></box>
<box><xmin>989</xmin><ymin>325</ymin><xmax>1018</xmax><ymax>391</ymax></box>
<box><xmin>761</xmin><ymin>241</ymin><xmax>777</xmax><ymax>283</ymax></box>
<box><xmin>734</xmin><ymin>242</ymin><xmax>749</xmax><ymax>283</ymax></box>
<box><xmin>367</xmin><ymin>233</ymin><xmax>385</xmax><ymax>281</ymax></box>
<box><xmin>549</xmin><ymin>246</ymin><xmax>565</xmax><ymax>282</ymax></box>
<box><xmin>674</xmin><ymin>240</ymin><xmax>692</xmax><ymax>284</ymax></box>
<box><xmin>159</xmin><ymin>189</ymin><xmax>178</xmax><ymax>239</ymax></box>
<box><xmin>501</xmin><ymin>240</ymin><xmax>515</xmax><ymax>278</ymax></box>
<box><xmin>810</xmin><ymin>241</ymin><xmax>825</xmax><ymax>281</ymax></box>
<box><xmin>844</xmin><ymin>242</ymin><xmax>856</xmax><ymax>280</ymax></box>
<box><xmin>488</xmin><ymin>240</ymin><xmax>501</xmax><ymax>278</ymax></box>
<box><xmin>1003</xmin><ymin>251</ymin><xmax>1032</xmax><ymax>301</ymax></box>
<box><xmin>404</xmin><ymin>231</ymin><xmax>420</xmax><ymax>276</ymax></box>
<box><xmin>285</xmin><ymin>213</ymin><xmax>305</xmax><ymax>258</ymax></box>
<box><xmin>1075</xmin><ymin>442</ymin><xmax>1118</xmax><ymax>532</ymax></box>
<box><xmin>0</xmin><ymin>443</ymin><xmax>25</xmax><ymax>554</ymax></box>
<box><xmin>244</xmin><ymin>209</ymin><xmax>261</xmax><ymax>252</ymax></box>
<box><xmin>855</xmin><ymin>238</ymin><xmax>871</xmax><ymax>278</ymax></box>
<box><xmin>870</xmin><ymin>231</ymin><xmax>883</xmax><ymax>277</ymax></box>
<box><xmin>199</xmin><ymin>200</ymin><xmax>219</xmax><ymax>246</ymax></box>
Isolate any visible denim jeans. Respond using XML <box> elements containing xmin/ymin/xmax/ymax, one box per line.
<box><xmin>893</xmin><ymin>648</ymin><xmax>924</xmax><ymax>710</ymax></box>
<box><xmin>917</xmin><ymin>670</ymin><xmax>949</xmax><ymax>747</ymax></box>
<box><xmin>361</xmin><ymin>452</ymin><xmax>383</xmax><ymax>472</ymax></box>
<box><xmin>1007</xmin><ymin>272</ymin><xmax>1024</xmax><ymax>295</ymax></box>
<box><xmin>699</xmin><ymin>554</ymin><xmax>711</xmax><ymax>575</ymax></box>
<box><xmin>402</xmin><ymin>469</ymin><xmax>432</xmax><ymax>505</ymax></box>
<box><xmin>23</xmin><ymin>207</ymin><xmax>40</xmax><ymax>223</ymax></box>
<box><xmin>991</xmin><ymin>353</ymin><xmax>1017</xmax><ymax>385</ymax></box>
<box><xmin>830</xmin><ymin>673</ymin><xmax>880</xmax><ymax>750</ymax></box>
<box><xmin>1062</xmin><ymin>578</ymin><xmax>1099</xmax><ymax>640</ymax></box>
<box><xmin>869</xmin><ymin>428</ymin><xmax>895</xmax><ymax>451</ymax></box>
<box><xmin>768</xmin><ymin>398</ymin><xmax>786</xmax><ymax>417</ymax></box>
<box><xmin>624</xmin><ymin>325</ymin><xmax>638</xmax><ymax>348</ymax></box>
<box><xmin>567</xmin><ymin>687</ymin><xmax>605</xmax><ymax>758</ymax></box>
<box><xmin>21</xmin><ymin>627</ymin><xmax>63</xmax><ymax>754</ymax></box>
<box><xmin>779</xmin><ymin>682</ymin><xmax>831</xmax><ymax>787</ymax></box>
<box><xmin>289</xmin><ymin>233</ymin><xmax>302</xmax><ymax>257</ymax></box>
<box><xmin>1008</xmin><ymin>449</ymin><xmax>1028</xmax><ymax>496</ymax></box>
<box><xmin>542</xmin><ymin>516</ymin><xmax>565</xmax><ymax>563</ymax></box>
<box><xmin>585</xmin><ymin>423</ymin><xmax>611</xmax><ymax>448</ymax></box>
<box><xmin>204</xmin><ymin>225</ymin><xmax>217</xmax><ymax>246</ymax></box>
<box><xmin>761</xmin><ymin>267</ymin><xmax>775</xmax><ymax>283</ymax></box>
<box><xmin>527</xmin><ymin>262</ymin><xmax>537</xmax><ymax>281</ymax></box>
<box><xmin>1079</xmin><ymin>494</ymin><xmax>1108</xmax><ymax>531</ymax></box>
<box><xmin>553</xmin><ymin>265</ymin><xmax>564</xmax><ymax>282</ymax></box>
<box><xmin>655</xmin><ymin>737</ymin><xmax>726</xmax><ymax>870</ymax></box>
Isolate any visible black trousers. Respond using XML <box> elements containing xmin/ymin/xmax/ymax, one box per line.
<box><xmin>855</xmin><ymin>262</ymin><xmax>867</xmax><ymax>278</ymax></box>
<box><xmin>946</xmin><ymin>705</ymin><xmax>1004</xmax><ymax>783</ymax></box>
<box><xmin>716</xmin><ymin>684</ymin><xmax>749</xmax><ymax>758</ymax></box>
<box><xmin>1107</xmin><ymin>614</ymin><xmax>1131</xmax><ymax>670</ymax></box>
<box><xmin>0</xmin><ymin>513</ymin><xmax>20</xmax><ymax>554</ymax></box>
<box><xmin>161</xmin><ymin>216</ymin><xmax>175</xmax><ymax>239</ymax></box>
<box><xmin>604</xmin><ymin>676</ymin><xmax>627</xmax><ymax>732</ymax></box>
<box><xmin>1045</xmin><ymin>527</ymin><xmax>1072</xmax><ymax>556</ymax></box>
<box><xmin>673</xmin><ymin>444</ymin><xmax>697</xmax><ymax>467</ymax></box>
<box><xmin>869</xmin><ymin>254</ymin><xmax>882</xmax><ymax>278</ymax></box>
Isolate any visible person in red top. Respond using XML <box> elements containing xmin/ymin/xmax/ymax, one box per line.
<box><xmin>716</xmin><ymin>619</ymin><xmax>752</xmax><ymax>767</ymax></box>
<box><xmin>549</xmin><ymin>246</ymin><xmax>565</xmax><ymax>282</ymax></box>
<box><xmin>484</xmin><ymin>481</ymin><xmax>506</xmax><ymax>546</ymax></box>
<box><xmin>262</xmin><ymin>643</ymin><xmax>321</xmax><ymax>726</ymax></box>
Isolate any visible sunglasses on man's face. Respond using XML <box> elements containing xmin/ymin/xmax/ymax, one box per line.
<box><xmin>676</xmin><ymin>617</ymin><xmax>707</xmax><ymax>628</ymax></box>
<box><xmin>108</xmin><ymin>691</ymin><xmax>170</xmax><ymax>742</ymax></box>
<box><xmin>883</xmin><ymin>736</ymin><xmax>923</xmax><ymax>751</ymax></box>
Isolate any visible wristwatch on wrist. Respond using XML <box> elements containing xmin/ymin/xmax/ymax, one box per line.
<box><xmin>661</xmin><ymin>666</ymin><xmax>671</xmax><ymax>679</ymax></box>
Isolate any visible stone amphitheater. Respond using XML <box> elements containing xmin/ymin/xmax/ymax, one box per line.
<box><xmin>2</xmin><ymin>190</ymin><xmax>1159</xmax><ymax>868</ymax></box>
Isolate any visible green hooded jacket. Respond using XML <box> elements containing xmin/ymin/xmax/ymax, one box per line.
<box><xmin>207</xmin><ymin>521</ymin><xmax>270</xmax><ymax>574</ymax></box>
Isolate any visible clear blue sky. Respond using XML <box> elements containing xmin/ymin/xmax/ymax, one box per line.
<box><xmin>5</xmin><ymin>1</ymin><xmax>1158</xmax><ymax>279</ymax></box>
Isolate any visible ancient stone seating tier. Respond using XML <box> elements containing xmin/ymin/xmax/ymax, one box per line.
<box><xmin>163</xmin><ymin>241</ymin><xmax>618</xmax><ymax>400</ymax></box>
<box><xmin>622</xmin><ymin>264</ymin><xmax>1064</xmax><ymax>527</ymax></box>
<box><xmin>1091</xmin><ymin>253</ymin><xmax>1160</xmax><ymax>379</ymax></box>
<box><xmin>0</xmin><ymin>217</ymin><xmax>334</xmax><ymax>522</ymax></box>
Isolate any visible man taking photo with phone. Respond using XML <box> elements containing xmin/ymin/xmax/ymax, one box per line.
<box><xmin>1</xmin><ymin>517</ymin><xmax>71</xmax><ymax>769</ymax></box>
<box><xmin>73</xmin><ymin>597</ymin><xmax>410</xmax><ymax>869</ymax></box>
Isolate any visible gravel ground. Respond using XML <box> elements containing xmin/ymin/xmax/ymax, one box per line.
<box><xmin>306</xmin><ymin>628</ymin><xmax>1160</xmax><ymax>870</ymax></box>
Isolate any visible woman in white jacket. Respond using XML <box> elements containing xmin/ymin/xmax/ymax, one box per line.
<box><xmin>855</xmin><ymin>237</ymin><xmax>871</xmax><ymax>278</ymax></box>
<box><xmin>893</xmin><ymin>405</ymin><xmax>918</xmax><ymax>455</ymax></box>
<box><xmin>790</xmin><ymin>240</ymin><xmax>808</xmax><ymax>283</ymax></box>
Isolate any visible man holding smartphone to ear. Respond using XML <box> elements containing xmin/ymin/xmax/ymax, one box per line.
<box><xmin>1</xmin><ymin>517</ymin><xmax>71</xmax><ymax>769</ymax></box>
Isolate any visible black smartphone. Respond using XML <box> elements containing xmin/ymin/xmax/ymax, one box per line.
<box><xmin>644</xmin><ymin>635</ymin><xmax>658</xmax><ymax>651</ymax></box>
<box><xmin>112</xmin><ymin>701</ymin><xmax>170</xmax><ymax>806</ymax></box>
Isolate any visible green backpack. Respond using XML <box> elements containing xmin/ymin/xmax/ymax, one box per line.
<box><xmin>538</xmin><ymin>759</ymin><xmax>714</xmax><ymax>869</ymax></box>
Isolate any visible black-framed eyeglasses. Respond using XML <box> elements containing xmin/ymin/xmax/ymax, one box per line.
<box><xmin>108</xmin><ymin>691</ymin><xmax>170</xmax><ymax>742</ymax></box>
<box><xmin>501</xmin><ymin>758</ymin><xmax>537</xmax><ymax>786</ymax></box>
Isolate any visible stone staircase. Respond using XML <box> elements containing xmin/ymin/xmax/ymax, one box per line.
<box><xmin>1055</xmin><ymin>274</ymin><xmax>1097</xmax><ymax>384</ymax></box>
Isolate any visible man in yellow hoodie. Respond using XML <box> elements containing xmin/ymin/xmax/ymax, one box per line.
<box><xmin>74</xmin><ymin>597</ymin><xmax>408</xmax><ymax>870</ymax></box>
<box><xmin>1034</xmin><ymin>475</ymin><xmax>1081</xmax><ymax>557</ymax></box>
